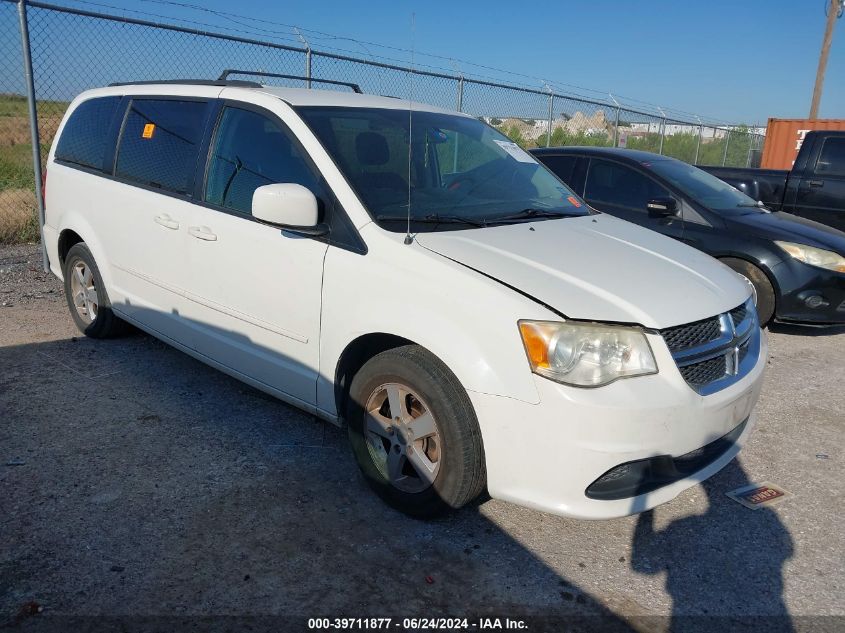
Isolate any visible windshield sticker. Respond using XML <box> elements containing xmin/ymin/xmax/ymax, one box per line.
<box><xmin>493</xmin><ymin>140</ymin><xmax>535</xmax><ymax>163</ymax></box>
<box><xmin>142</xmin><ymin>123</ymin><xmax>155</xmax><ymax>139</ymax></box>
<box><xmin>567</xmin><ymin>196</ymin><xmax>582</xmax><ymax>208</ymax></box>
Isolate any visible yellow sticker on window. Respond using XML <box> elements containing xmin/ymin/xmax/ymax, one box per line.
<box><xmin>142</xmin><ymin>123</ymin><xmax>155</xmax><ymax>139</ymax></box>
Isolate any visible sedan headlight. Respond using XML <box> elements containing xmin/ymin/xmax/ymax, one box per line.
<box><xmin>775</xmin><ymin>241</ymin><xmax>845</xmax><ymax>273</ymax></box>
<box><xmin>518</xmin><ymin>320</ymin><xmax>657</xmax><ymax>387</ymax></box>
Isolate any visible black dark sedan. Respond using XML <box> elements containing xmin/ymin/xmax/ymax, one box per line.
<box><xmin>531</xmin><ymin>147</ymin><xmax>845</xmax><ymax>326</ymax></box>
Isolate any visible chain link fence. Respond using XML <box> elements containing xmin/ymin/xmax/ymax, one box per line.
<box><xmin>0</xmin><ymin>0</ymin><xmax>766</xmax><ymax>243</ymax></box>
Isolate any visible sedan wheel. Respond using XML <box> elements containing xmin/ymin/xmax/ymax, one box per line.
<box><xmin>735</xmin><ymin>272</ymin><xmax>758</xmax><ymax>307</ymax></box>
<box><xmin>720</xmin><ymin>257</ymin><xmax>775</xmax><ymax>326</ymax></box>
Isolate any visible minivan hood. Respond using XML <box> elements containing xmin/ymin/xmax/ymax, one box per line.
<box><xmin>416</xmin><ymin>214</ymin><xmax>748</xmax><ymax>329</ymax></box>
<box><xmin>727</xmin><ymin>211</ymin><xmax>845</xmax><ymax>254</ymax></box>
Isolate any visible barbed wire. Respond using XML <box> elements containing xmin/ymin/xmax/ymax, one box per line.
<box><xmin>40</xmin><ymin>0</ymin><xmax>761</xmax><ymax>127</ymax></box>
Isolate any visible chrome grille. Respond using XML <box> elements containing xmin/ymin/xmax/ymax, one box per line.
<box><xmin>738</xmin><ymin>339</ymin><xmax>751</xmax><ymax>365</ymax></box>
<box><xmin>662</xmin><ymin>317</ymin><xmax>721</xmax><ymax>353</ymax></box>
<box><xmin>679</xmin><ymin>355</ymin><xmax>727</xmax><ymax>386</ymax></box>
<box><xmin>730</xmin><ymin>304</ymin><xmax>747</xmax><ymax>328</ymax></box>
<box><xmin>661</xmin><ymin>299</ymin><xmax>760</xmax><ymax>395</ymax></box>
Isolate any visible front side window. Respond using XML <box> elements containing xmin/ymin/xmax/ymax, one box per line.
<box><xmin>115</xmin><ymin>99</ymin><xmax>207</xmax><ymax>195</ymax></box>
<box><xmin>584</xmin><ymin>159</ymin><xmax>669</xmax><ymax>211</ymax></box>
<box><xmin>296</xmin><ymin>107</ymin><xmax>588</xmax><ymax>231</ymax></box>
<box><xmin>205</xmin><ymin>106</ymin><xmax>322</xmax><ymax>215</ymax></box>
<box><xmin>643</xmin><ymin>158</ymin><xmax>762</xmax><ymax>215</ymax></box>
<box><xmin>55</xmin><ymin>96</ymin><xmax>122</xmax><ymax>170</ymax></box>
<box><xmin>815</xmin><ymin>137</ymin><xmax>845</xmax><ymax>177</ymax></box>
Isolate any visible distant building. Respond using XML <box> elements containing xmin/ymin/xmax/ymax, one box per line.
<box><xmin>625</xmin><ymin>122</ymin><xmax>765</xmax><ymax>138</ymax></box>
<box><xmin>483</xmin><ymin>114</ymin><xmax>763</xmax><ymax>142</ymax></box>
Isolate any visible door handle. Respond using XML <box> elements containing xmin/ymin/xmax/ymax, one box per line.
<box><xmin>808</xmin><ymin>180</ymin><xmax>824</xmax><ymax>188</ymax></box>
<box><xmin>188</xmin><ymin>226</ymin><xmax>218</xmax><ymax>241</ymax></box>
<box><xmin>154</xmin><ymin>214</ymin><xmax>179</xmax><ymax>230</ymax></box>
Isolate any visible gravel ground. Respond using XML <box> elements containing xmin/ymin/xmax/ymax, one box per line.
<box><xmin>1</xmin><ymin>243</ymin><xmax>843</xmax><ymax>632</ymax></box>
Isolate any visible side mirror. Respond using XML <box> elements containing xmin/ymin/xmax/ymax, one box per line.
<box><xmin>252</xmin><ymin>183</ymin><xmax>329</xmax><ymax>236</ymax></box>
<box><xmin>646</xmin><ymin>197</ymin><xmax>678</xmax><ymax>217</ymax></box>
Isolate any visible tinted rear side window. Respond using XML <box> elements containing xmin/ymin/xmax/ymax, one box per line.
<box><xmin>55</xmin><ymin>96</ymin><xmax>122</xmax><ymax>170</ymax></box>
<box><xmin>815</xmin><ymin>137</ymin><xmax>845</xmax><ymax>177</ymax></box>
<box><xmin>585</xmin><ymin>159</ymin><xmax>668</xmax><ymax>211</ymax></box>
<box><xmin>115</xmin><ymin>99</ymin><xmax>208</xmax><ymax>195</ymax></box>
<box><xmin>538</xmin><ymin>154</ymin><xmax>578</xmax><ymax>185</ymax></box>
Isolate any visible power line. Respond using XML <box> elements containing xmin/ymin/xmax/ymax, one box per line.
<box><xmin>130</xmin><ymin>0</ymin><xmax>745</xmax><ymax>123</ymax></box>
<box><xmin>51</xmin><ymin>0</ymin><xmax>756</xmax><ymax>125</ymax></box>
<box><xmin>46</xmin><ymin>0</ymin><xmax>305</xmax><ymax>45</ymax></box>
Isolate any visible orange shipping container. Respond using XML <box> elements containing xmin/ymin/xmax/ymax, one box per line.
<box><xmin>761</xmin><ymin>118</ymin><xmax>845</xmax><ymax>170</ymax></box>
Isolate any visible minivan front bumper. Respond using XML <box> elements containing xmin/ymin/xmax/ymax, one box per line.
<box><xmin>469</xmin><ymin>329</ymin><xmax>767</xmax><ymax>519</ymax></box>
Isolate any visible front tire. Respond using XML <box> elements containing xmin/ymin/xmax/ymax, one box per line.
<box><xmin>721</xmin><ymin>257</ymin><xmax>776</xmax><ymax>327</ymax></box>
<box><xmin>347</xmin><ymin>345</ymin><xmax>486</xmax><ymax>518</ymax></box>
<box><xmin>63</xmin><ymin>243</ymin><xmax>126</xmax><ymax>338</ymax></box>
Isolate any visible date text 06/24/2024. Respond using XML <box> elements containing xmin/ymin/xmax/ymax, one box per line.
<box><xmin>306</xmin><ymin>617</ymin><xmax>529</xmax><ymax>630</ymax></box>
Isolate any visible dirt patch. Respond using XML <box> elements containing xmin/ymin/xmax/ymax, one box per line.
<box><xmin>0</xmin><ymin>117</ymin><xmax>31</xmax><ymax>147</ymax></box>
<box><xmin>0</xmin><ymin>116</ymin><xmax>62</xmax><ymax>147</ymax></box>
<box><xmin>0</xmin><ymin>189</ymin><xmax>38</xmax><ymax>244</ymax></box>
<box><xmin>0</xmin><ymin>242</ymin><xmax>60</xmax><ymax>308</ymax></box>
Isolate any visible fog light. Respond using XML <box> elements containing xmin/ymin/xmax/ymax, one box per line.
<box><xmin>804</xmin><ymin>294</ymin><xmax>829</xmax><ymax>309</ymax></box>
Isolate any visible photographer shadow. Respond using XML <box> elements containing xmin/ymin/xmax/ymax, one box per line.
<box><xmin>630</xmin><ymin>459</ymin><xmax>794</xmax><ymax>632</ymax></box>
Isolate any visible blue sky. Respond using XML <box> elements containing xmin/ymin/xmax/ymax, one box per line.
<box><xmin>38</xmin><ymin>0</ymin><xmax>845</xmax><ymax>124</ymax></box>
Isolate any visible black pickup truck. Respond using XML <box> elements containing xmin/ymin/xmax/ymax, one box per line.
<box><xmin>699</xmin><ymin>130</ymin><xmax>845</xmax><ymax>232</ymax></box>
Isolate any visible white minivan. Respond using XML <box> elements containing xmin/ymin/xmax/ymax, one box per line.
<box><xmin>43</xmin><ymin>79</ymin><xmax>767</xmax><ymax>519</ymax></box>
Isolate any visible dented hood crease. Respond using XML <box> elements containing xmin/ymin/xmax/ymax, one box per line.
<box><xmin>416</xmin><ymin>214</ymin><xmax>749</xmax><ymax>330</ymax></box>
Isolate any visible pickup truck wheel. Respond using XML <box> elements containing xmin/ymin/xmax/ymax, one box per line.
<box><xmin>63</xmin><ymin>243</ymin><xmax>127</xmax><ymax>338</ymax></box>
<box><xmin>720</xmin><ymin>258</ymin><xmax>775</xmax><ymax>326</ymax></box>
<box><xmin>347</xmin><ymin>345</ymin><xmax>486</xmax><ymax>519</ymax></box>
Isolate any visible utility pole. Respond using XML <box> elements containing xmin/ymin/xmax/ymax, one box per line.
<box><xmin>810</xmin><ymin>0</ymin><xmax>843</xmax><ymax>119</ymax></box>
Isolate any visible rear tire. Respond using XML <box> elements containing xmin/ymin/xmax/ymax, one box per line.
<box><xmin>720</xmin><ymin>257</ymin><xmax>775</xmax><ymax>326</ymax></box>
<box><xmin>346</xmin><ymin>345</ymin><xmax>486</xmax><ymax>519</ymax></box>
<box><xmin>63</xmin><ymin>243</ymin><xmax>127</xmax><ymax>338</ymax></box>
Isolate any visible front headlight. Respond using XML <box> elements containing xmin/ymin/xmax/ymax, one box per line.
<box><xmin>518</xmin><ymin>320</ymin><xmax>657</xmax><ymax>387</ymax></box>
<box><xmin>775</xmin><ymin>241</ymin><xmax>845</xmax><ymax>273</ymax></box>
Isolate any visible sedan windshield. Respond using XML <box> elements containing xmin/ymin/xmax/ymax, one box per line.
<box><xmin>296</xmin><ymin>106</ymin><xmax>590</xmax><ymax>230</ymax></box>
<box><xmin>643</xmin><ymin>159</ymin><xmax>765</xmax><ymax>215</ymax></box>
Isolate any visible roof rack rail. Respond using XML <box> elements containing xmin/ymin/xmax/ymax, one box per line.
<box><xmin>217</xmin><ymin>69</ymin><xmax>363</xmax><ymax>93</ymax></box>
<box><xmin>108</xmin><ymin>79</ymin><xmax>262</xmax><ymax>88</ymax></box>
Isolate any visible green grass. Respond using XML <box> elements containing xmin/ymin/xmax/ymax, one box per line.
<box><xmin>0</xmin><ymin>143</ymin><xmax>43</xmax><ymax>244</ymax></box>
<box><xmin>0</xmin><ymin>143</ymin><xmax>36</xmax><ymax>190</ymax></box>
<box><xmin>0</xmin><ymin>94</ymin><xmax>62</xmax><ymax>243</ymax></box>
<box><xmin>0</xmin><ymin>93</ymin><xmax>69</xmax><ymax>118</ymax></box>
<box><xmin>0</xmin><ymin>96</ymin><xmax>42</xmax><ymax>243</ymax></box>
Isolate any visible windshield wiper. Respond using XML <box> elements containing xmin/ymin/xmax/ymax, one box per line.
<box><xmin>735</xmin><ymin>202</ymin><xmax>771</xmax><ymax>213</ymax></box>
<box><xmin>375</xmin><ymin>214</ymin><xmax>488</xmax><ymax>227</ymax></box>
<box><xmin>486</xmin><ymin>208</ymin><xmax>580</xmax><ymax>223</ymax></box>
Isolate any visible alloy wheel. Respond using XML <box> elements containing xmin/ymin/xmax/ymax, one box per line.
<box><xmin>69</xmin><ymin>260</ymin><xmax>98</xmax><ymax>322</ymax></box>
<box><xmin>364</xmin><ymin>382</ymin><xmax>442</xmax><ymax>493</ymax></box>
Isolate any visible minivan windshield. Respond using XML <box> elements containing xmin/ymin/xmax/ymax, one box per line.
<box><xmin>296</xmin><ymin>107</ymin><xmax>590</xmax><ymax>230</ymax></box>
<box><xmin>643</xmin><ymin>159</ymin><xmax>766</xmax><ymax>216</ymax></box>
